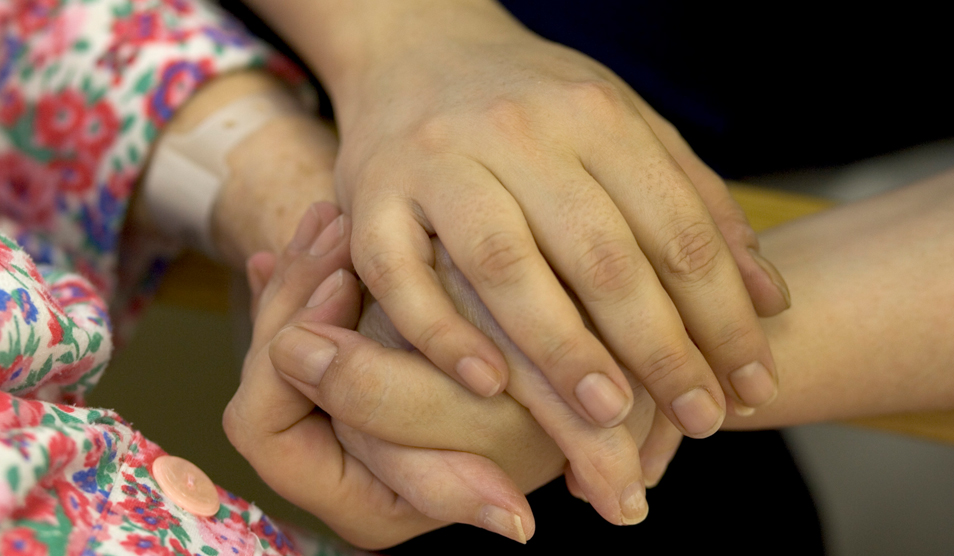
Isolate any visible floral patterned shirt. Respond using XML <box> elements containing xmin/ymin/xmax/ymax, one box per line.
<box><xmin>1</xmin><ymin>1</ymin><xmax>361</xmax><ymax>555</ymax></box>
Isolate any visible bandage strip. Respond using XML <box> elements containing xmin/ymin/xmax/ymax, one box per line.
<box><xmin>142</xmin><ymin>91</ymin><xmax>305</xmax><ymax>257</ymax></box>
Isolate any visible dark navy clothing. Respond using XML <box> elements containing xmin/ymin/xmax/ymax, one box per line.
<box><xmin>386</xmin><ymin>431</ymin><xmax>824</xmax><ymax>555</ymax></box>
<box><xmin>499</xmin><ymin>1</ymin><xmax>951</xmax><ymax>177</ymax></box>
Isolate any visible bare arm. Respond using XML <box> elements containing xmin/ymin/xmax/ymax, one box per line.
<box><xmin>726</xmin><ymin>168</ymin><xmax>954</xmax><ymax>429</ymax></box>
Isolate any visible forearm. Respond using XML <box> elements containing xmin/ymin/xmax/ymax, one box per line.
<box><xmin>725</xmin><ymin>169</ymin><xmax>954</xmax><ymax>429</ymax></box>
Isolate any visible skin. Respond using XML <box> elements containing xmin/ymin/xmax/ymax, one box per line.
<box><xmin>228</xmin><ymin>167</ymin><xmax>954</xmax><ymax>548</ymax></box>
<box><xmin>137</xmin><ymin>69</ymin><xmax>695</xmax><ymax>529</ymax></box>
<box><xmin>724</xmin><ymin>168</ymin><xmax>954</xmax><ymax>428</ymax></box>
<box><xmin>225</xmin><ymin>205</ymin><xmax>682</xmax><ymax>548</ymax></box>
<box><xmin>240</xmin><ymin>0</ymin><xmax>791</xmax><ymax>433</ymax></box>
<box><xmin>134</xmin><ymin>63</ymin><xmax>954</xmax><ymax>549</ymax></box>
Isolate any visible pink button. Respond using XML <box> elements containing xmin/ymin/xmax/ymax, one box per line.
<box><xmin>152</xmin><ymin>455</ymin><xmax>220</xmax><ymax>517</ymax></box>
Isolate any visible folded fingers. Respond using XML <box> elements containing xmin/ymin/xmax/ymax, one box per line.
<box><xmin>334</xmin><ymin>422</ymin><xmax>534</xmax><ymax>544</ymax></box>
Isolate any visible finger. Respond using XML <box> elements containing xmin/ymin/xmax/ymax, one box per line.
<box><xmin>269</xmin><ymin>320</ymin><xmax>563</xmax><ymax>489</ymax></box>
<box><xmin>636</xmin><ymin>408</ymin><xmax>683</xmax><ymax>488</ymax></box>
<box><xmin>483</xmin><ymin>155</ymin><xmax>726</xmax><ymax>437</ymax></box>
<box><xmin>563</xmin><ymin>462</ymin><xmax>587</xmax><ymax>502</ymax></box>
<box><xmin>246</xmin><ymin>251</ymin><xmax>277</xmax><ymax>321</ymax></box>
<box><xmin>510</xmin><ymin>355</ymin><xmax>648</xmax><ymax>526</ymax></box>
<box><xmin>228</xmin><ymin>382</ymin><xmax>441</xmax><ymax>549</ymax></box>
<box><xmin>274</xmin><ymin>245</ymin><xmax>650</xmax><ymax>525</ymax></box>
<box><xmin>415</xmin><ymin>158</ymin><xmax>635</xmax><ymax>428</ymax></box>
<box><xmin>635</xmin><ymin>100</ymin><xmax>791</xmax><ymax>317</ymax></box>
<box><xmin>350</xmin><ymin>196</ymin><xmax>510</xmax><ymax>398</ymax></box>
<box><xmin>227</xmin><ymin>272</ymin><xmax>441</xmax><ymax>550</ymax></box>
<box><xmin>249</xmin><ymin>265</ymin><xmax>535</xmax><ymax>546</ymax></box>
<box><xmin>231</xmin><ymin>271</ymin><xmax>363</xmax><ymax>440</ymax></box>
<box><xmin>693</xmin><ymin>182</ymin><xmax>792</xmax><ymax>317</ymax></box>
<box><xmin>253</xmin><ymin>201</ymin><xmax>341</xmax><ymax>311</ymax></box>
<box><xmin>334</xmin><ymin>422</ymin><xmax>534</xmax><ymax>544</ymax></box>
<box><xmin>251</xmin><ymin>206</ymin><xmax>353</xmax><ymax>353</ymax></box>
<box><xmin>428</xmin><ymin>246</ymin><xmax>649</xmax><ymax>525</ymax></box>
<box><xmin>577</xmin><ymin>119</ymin><xmax>779</xmax><ymax>416</ymax></box>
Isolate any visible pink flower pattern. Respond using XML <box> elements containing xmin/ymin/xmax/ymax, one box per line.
<box><xmin>1</xmin><ymin>1</ymin><xmax>365</xmax><ymax>555</ymax></box>
<box><xmin>0</xmin><ymin>148</ymin><xmax>362</xmax><ymax>554</ymax></box>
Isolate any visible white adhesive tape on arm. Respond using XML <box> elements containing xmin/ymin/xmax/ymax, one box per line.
<box><xmin>141</xmin><ymin>91</ymin><xmax>303</xmax><ymax>257</ymax></box>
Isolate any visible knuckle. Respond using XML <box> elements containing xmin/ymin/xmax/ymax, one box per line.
<box><xmin>576</xmin><ymin>236</ymin><xmax>640</xmax><ymax>298</ymax></box>
<box><xmin>334</xmin><ymin>355</ymin><xmax>388</xmax><ymax>428</ymax></box>
<box><xmin>221</xmin><ymin>403</ymin><xmax>242</xmax><ymax>448</ymax></box>
<box><xmin>469</xmin><ymin>230</ymin><xmax>532</xmax><ymax>289</ymax></box>
<box><xmin>358</xmin><ymin>247</ymin><xmax>413</xmax><ymax>302</ymax></box>
<box><xmin>660</xmin><ymin>220</ymin><xmax>723</xmax><ymax>283</ymax></box>
<box><xmin>638</xmin><ymin>342</ymin><xmax>695</xmax><ymax>389</ymax></box>
<box><xmin>410</xmin><ymin>314</ymin><xmax>455</xmax><ymax>358</ymax></box>
<box><xmin>539</xmin><ymin>333</ymin><xmax>583</xmax><ymax>376</ymax></box>
<box><xmin>222</xmin><ymin>401</ymin><xmax>253</xmax><ymax>456</ymax></box>
<box><xmin>707</xmin><ymin>319</ymin><xmax>761</xmax><ymax>357</ymax></box>
<box><xmin>565</xmin><ymin>80</ymin><xmax>627</xmax><ymax>119</ymax></box>
<box><xmin>407</xmin><ymin>115</ymin><xmax>455</xmax><ymax>153</ymax></box>
<box><xmin>652</xmin><ymin>115</ymin><xmax>683</xmax><ymax>142</ymax></box>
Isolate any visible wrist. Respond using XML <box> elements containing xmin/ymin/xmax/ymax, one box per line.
<box><xmin>212</xmin><ymin>115</ymin><xmax>338</xmax><ymax>266</ymax></box>
<box><xmin>139</xmin><ymin>70</ymin><xmax>338</xmax><ymax>267</ymax></box>
<box><xmin>243</xmin><ymin>0</ymin><xmax>526</xmax><ymax>128</ymax></box>
<box><xmin>133</xmin><ymin>72</ymin><xmax>287</xmax><ymax>254</ymax></box>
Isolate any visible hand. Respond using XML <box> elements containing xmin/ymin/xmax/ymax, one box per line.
<box><xmin>265</xmin><ymin>233</ymin><xmax>683</xmax><ymax>536</ymax></box>
<box><xmin>227</xmin><ymin>205</ymin><xmax>682</xmax><ymax>548</ymax></box>
<box><xmin>249</xmin><ymin>1</ymin><xmax>787</xmax><ymax>432</ymax></box>
<box><xmin>225</xmin><ymin>204</ymin><xmax>535</xmax><ymax>548</ymax></box>
<box><xmin>348</xmin><ymin>238</ymin><xmax>686</xmax><ymax>525</ymax></box>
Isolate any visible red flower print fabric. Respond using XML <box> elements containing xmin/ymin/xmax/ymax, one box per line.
<box><xmin>1</xmin><ymin>1</ymin><xmax>368</xmax><ymax>555</ymax></box>
<box><xmin>0</xmin><ymin>0</ymin><xmax>292</xmax><ymax>330</ymax></box>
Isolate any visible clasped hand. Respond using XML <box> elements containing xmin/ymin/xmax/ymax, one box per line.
<box><xmin>219</xmin><ymin>9</ymin><xmax>793</xmax><ymax>546</ymax></box>
<box><xmin>332</xmin><ymin>9</ymin><xmax>783</xmax><ymax>432</ymax></box>
<box><xmin>225</xmin><ymin>205</ymin><xmax>683</xmax><ymax>549</ymax></box>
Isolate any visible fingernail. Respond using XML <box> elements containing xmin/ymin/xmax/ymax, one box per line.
<box><xmin>729</xmin><ymin>361</ymin><xmax>778</xmax><ymax>408</ymax></box>
<box><xmin>289</xmin><ymin>204</ymin><xmax>323</xmax><ymax>253</ymax></box>
<box><xmin>671</xmin><ymin>388</ymin><xmax>723</xmax><ymax>437</ymax></box>
<box><xmin>748</xmin><ymin>248</ymin><xmax>791</xmax><ymax>309</ymax></box>
<box><xmin>307</xmin><ymin>269</ymin><xmax>345</xmax><ymax>308</ymax></box>
<box><xmin>620</xmin><ymin>482</ymin><xmax>648</xmax><ymax>525</ymax></box>
<box><xmin>575</xmin><ymin>373</ymin><xmax>632</xmax><ymax>427</ymax></box>
<box><xmin>456</xmin><ymin>357</ymin><xmax>502</xmax><ymax>397</ymax></box>
<box><xmin>281</xmin><ymin>328</ymin><xmax>337</xmax><ymax>385</ymax></box>
<box><xmin>732</xmin><ymin>399</ymin><xmax>757</xmax><ymax>417</ymax></box>
<box><xmin>479</xmin><ymin>505</ymin><xmax>527</xmax><ymax>544</ymax></box>
<box><xmin>309</xmin><ymin>214</ymin><xmax>345</xmax><ymax>257</ymax></box>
